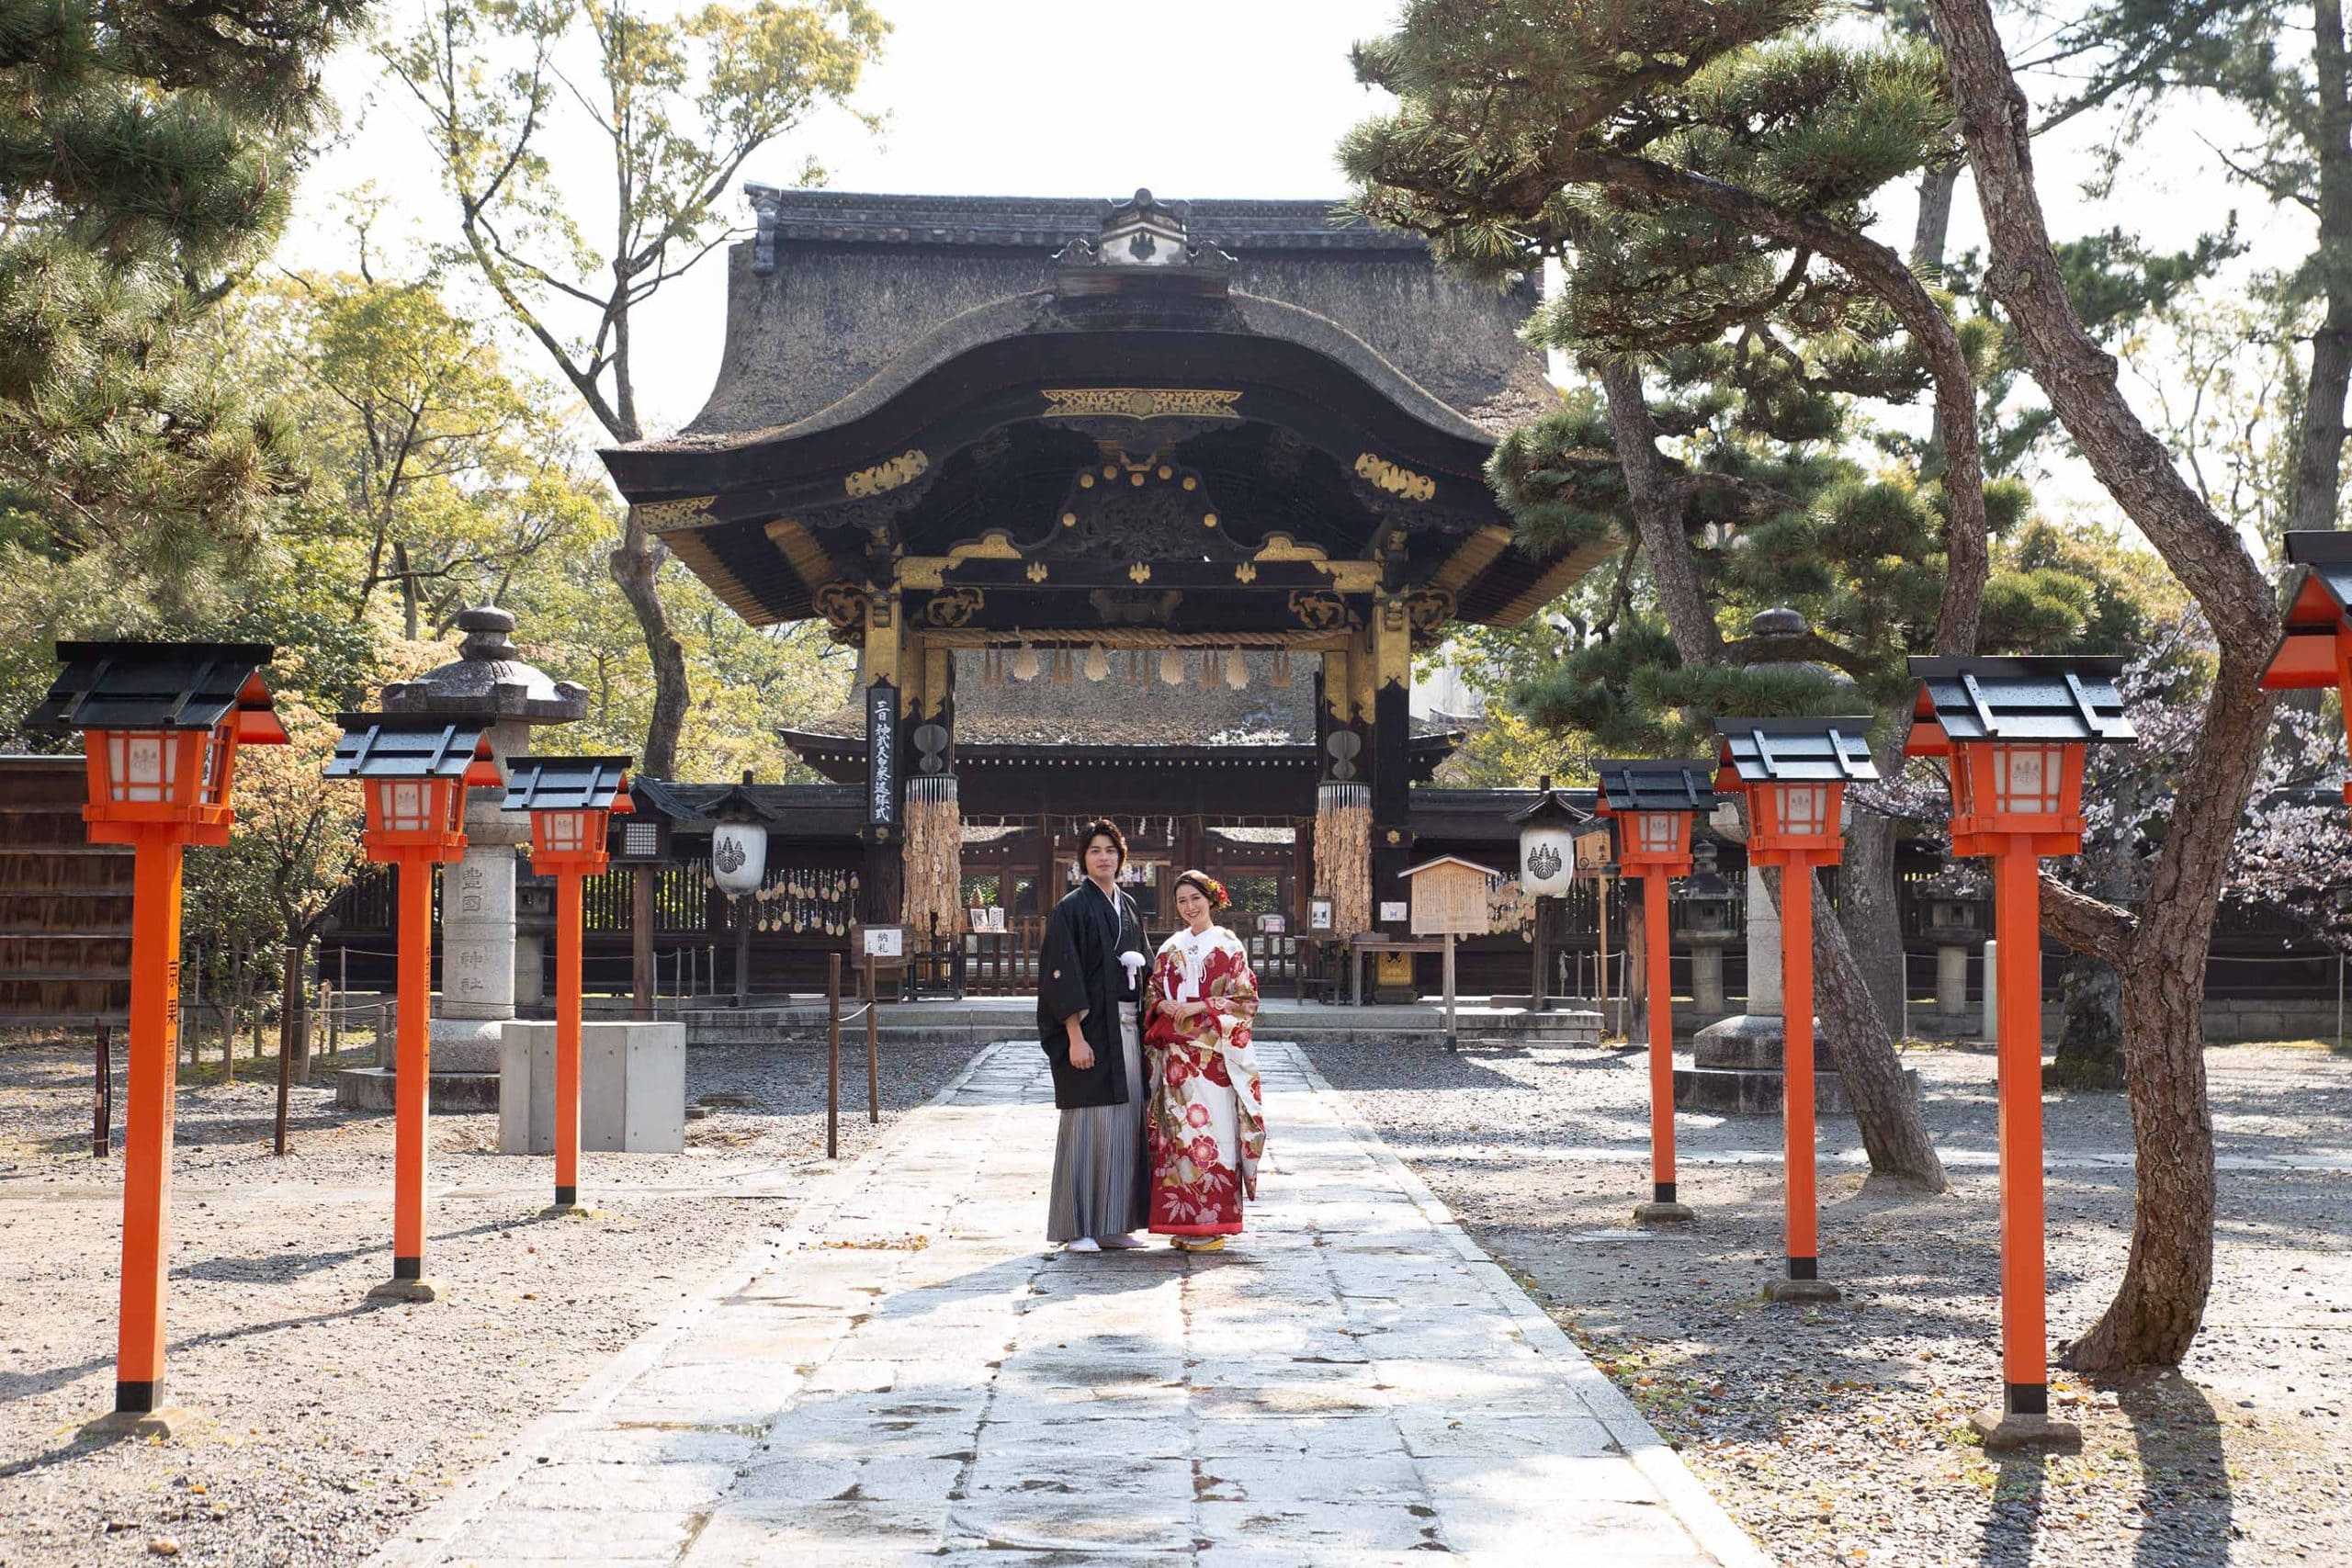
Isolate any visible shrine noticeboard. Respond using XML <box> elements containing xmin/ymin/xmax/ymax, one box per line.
<box><xmin>1401</xmin><ymin>856</ymin><xmax>1503</xmax><ymax>938</ymax></box>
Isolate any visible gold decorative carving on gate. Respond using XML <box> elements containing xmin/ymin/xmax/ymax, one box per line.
<box><xmin>813</xmin><ymin>581</ymin><xmax>868</xmax><ymax>642</ymax></box>
<box><xmin>1252</xmin><ymin>534</ymin><xmax>1329</xmax><ymax>566</ymax></box>
<box><xmin>1041</xmin><ymin>388</ymin><xmax>1242</xmax><ymax>421</ymax></box>
<box><xmin>636</xmin><ymin>493</ymin><xmax>718</xmax><ymax>532</ymax></box>
<box><xmin>946</xmin><ymin>531</ymin><xmax>1022</xmax><ymax>568</ymax></box>
<box><xmin>1353</xmin><ymin>452</ymin><xmax>1436</xmax><ymax>502</ymax></box>
<box><xmin>1289</xmin><ymin>590</ymin><xmax>1351</xmax><ymax>632</ymax></box>
<box><xmin>843</xmin><ymin>449</ymin><xmax>929</xmax><ymax>497</ymax></box>
<box><xmin>922</xmin><ymin>588</ymin><xmax>986</xmax><ymax>628</ymax></box>
<box><xmin>1405</xmin><ymin>586</ymin><xmax>1457</xmax><ymax>643</ymax></box>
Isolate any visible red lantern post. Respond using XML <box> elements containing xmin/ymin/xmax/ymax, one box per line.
<box><xmin>500</xmin><ymin>756</ymin><xmax>632</xmax><ymax>1213</ymax></box>
<box><xmin>1907</xmin><ymin>656</ymin><xmax>2133</xmax><ymax>1450</ymax></box>
<box><xmin>28</xmin><ymin>642</ymin><xmax>286</xmax><ymax>1431</ymax></box>
<box><xmin>1714</xmin><ymin>717</ymin><xmax>1880</xmax><ymax>1303</ymax></box>
<box><xmin>2261</xmin><ymin>532</ymin><xmax>2352</xmax><ymax>793</ymax></box>
<box><xmin>326</xmin><ymin>716</ymin><xmax>498</xmax><ymax>1302</ymax></box>
<box><xmin>1596</xmin><ymin>760</ymin><xmax>1718</xmax><ymax>1224</ymax></box>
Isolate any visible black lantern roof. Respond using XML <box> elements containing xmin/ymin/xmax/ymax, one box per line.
<box><xmin>499</xmin><ymin>755</ymin><xmax>634</xmax><ymax>813</ymax></box>
<box><xmin>1715</xmin><ymin>716</ymin><xmax>1882</xmax><ymax>784</ymax></box>
<box><xmin>1509</xmin><ymin>773</ymin><xmax>1590</xmax><ymax>829</ymax></box>
<box><xmin>29</xmin><ymin>641</ymin><xmax>282</xmax><ymax>739</ymax></box>
<box><xmin>325</xmin><ymin>714</ymin><xmax>492</xmax><ymax>780</ymax></box>
<box><xmin>1906</xmin><ymin>656</ymin><xmax>2134</xmax><ymax>745</ymax></box>
<box><xmin>702</xmin><ymin>772</ymin><xmax>778</xmax><ymax>825</ymax></box>
<box><xmin>1595</xmin><ymin>759</ymin><xmax>1718</xmax><ymax>814</ymax></box>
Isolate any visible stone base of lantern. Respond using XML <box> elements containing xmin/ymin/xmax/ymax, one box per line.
<box><xmin>430</xmin><ymin>1013</ymin><xmax>509</xmax><ymax>1074</ymax></box>
<box><xmin>1674</xmin><ymin>1012</ymin><xmax>1921</xmax><ymax>1116</ymax></box>
<box><xmin>332</xmin><ymin>1066</ymin><xmax>503</xmax><ymax>1114</ymax></box>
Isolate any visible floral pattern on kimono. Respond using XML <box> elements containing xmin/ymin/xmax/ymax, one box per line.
<box><xmin>1142</xmin><ymin>924</ymin><xmax>1265</xmax><ymax>1236</ymax></box>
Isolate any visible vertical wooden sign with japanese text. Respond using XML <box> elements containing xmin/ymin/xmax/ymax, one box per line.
<box><xmin>866</xmin><ymin>681</ymin><xmax>899</xmax><ymax>827</ymax></box>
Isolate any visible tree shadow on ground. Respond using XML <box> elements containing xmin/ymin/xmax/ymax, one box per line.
<box><xmin>175</xmin><ymin>1214</ymin><xmax>529</xmax><ymax>1285</ymax></box>
<box><xmin>0</xmin><ymin>1301</ymin><xmax>380</xmax><ymax>1439</ymax></box>
<box><xmin>2118</xmin><ymin>1370</ymin><xmax>2233</xmax><ymax>1568</ymax></box>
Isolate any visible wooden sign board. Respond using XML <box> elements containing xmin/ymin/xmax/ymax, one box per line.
<box><xmin>862</xmin><ymin>924</ymin><xmax>905</xmax><ymax>959</ymax></box>
<box><xmin>1574</xmin><ymin>824</ymin><xmax>1615</xmax><ymax>874</ymax></box>
<box><xmin>1401</xmin><ymin>856</ymin><xmax>1503</xmax><ymax>937</ymax></box>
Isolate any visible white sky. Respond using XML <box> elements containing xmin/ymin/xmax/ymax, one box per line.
<box><xmin>289</xmin><ymin>0</ymin><xmax>2312</xmax><ymax>506</ymax></box>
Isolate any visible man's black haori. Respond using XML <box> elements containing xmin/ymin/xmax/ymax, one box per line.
<box><xmin>1036</xmin><ymin>820</ymin><xmax>1147</xmax><ymax>1110</ymax></box>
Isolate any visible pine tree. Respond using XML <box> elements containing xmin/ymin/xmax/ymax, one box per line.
<box><xmin>1344</xmin><ymin>6</ymin><xmax>2001</xmax><ymax>1186</ymax></box>
<box><xmin>0</xmin><ymin>0</ymin><xmax>368</xmax><ymax>586</ymax></box>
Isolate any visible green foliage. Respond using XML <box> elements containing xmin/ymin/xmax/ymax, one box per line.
<box><xmin>0</xmin><ymin>0</ymin><xmax>366</xmax><ymax>580</ymax></box>
<box><xmin>1485</xmin><ymin>396</ymin><xmax>1624</xmax><ymax>559</ymax></box>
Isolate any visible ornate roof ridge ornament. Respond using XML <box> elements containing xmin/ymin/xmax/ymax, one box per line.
<box><xmin>1055</xmin><ymin>187</ymin><xmax>1235</xmax><ymax>280</ymax></box>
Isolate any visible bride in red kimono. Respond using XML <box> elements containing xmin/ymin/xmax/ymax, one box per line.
<box><xmin>1142</xmin><ymin>870</ymin><xmax>1265</xmax><ymax>1251</ymax></box>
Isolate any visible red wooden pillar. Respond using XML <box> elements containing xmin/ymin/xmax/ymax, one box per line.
<box><xmin>553</xmin><ymin>867</ymin><xmax>584</xmax><ymax>1209</ymax></box>
<box><xmin>116</xmin><ymin>827</ymin><xmax>186</xmax><ymax>1415</ymax></box>
<box><xmin>1641</xmin><ymin>871</ymin><xmax>1679</xmax><ymax>1212</ymax></box>
<box><xmin>1993</xmin><ymin>844</ymin><xmax>2049</xmax><ymax>1405</ymax></box>
<box><xmin>390</xmin><ymin>853</ymin><xmax>434</xmax><ymax>1284</ymax></box>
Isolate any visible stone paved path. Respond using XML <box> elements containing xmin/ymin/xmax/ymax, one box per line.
<box><xmin>372</xmin><ymin>1043</ymin><xmax>1767</xmax><ymax>1567</ymax></box>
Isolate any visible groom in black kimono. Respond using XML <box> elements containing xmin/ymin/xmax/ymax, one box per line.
<box><xmin>1036</xmin><ymin>818</ymin><xmax>1150</xmax><ymax>1249</ymax></box>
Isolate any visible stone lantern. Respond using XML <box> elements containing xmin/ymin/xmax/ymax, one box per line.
<box><xmin>340</xmin><ymin>607</ymin><xmax>586</xmax><ymax>1110</ymax></box>
<box><xmin>1920</xmin><ymin>875</ymin><xmax>1985</xmax><ymax>1022</ymax></box>
<box><xmin>1673</xmin><ymin>838</ymin><xmax>1741</xmax><ymax>1013</ymax></box>
<box><xmin>1682</xmin><ymin>607</ymin><xmax>1855</xmax><ymax>1114</ymax></box>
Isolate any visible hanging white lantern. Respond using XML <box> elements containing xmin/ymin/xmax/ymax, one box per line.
<box><xmin>711</xmin><ymin>819</ymin><xmax>768</xmax><ymax>895</ymax></box>
<box><xmin>1512</xmin><ymin>776</ymin><xmax>1584</xmax><ymax>898</ymax></box>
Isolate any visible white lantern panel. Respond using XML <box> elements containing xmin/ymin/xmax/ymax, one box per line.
<box><xmin>1994</xmin><ymin>743</ymin><xmax>2064</xmax><ymax>814</ymax></box>
<box><xmin>1778</xmin><ymin>784</ymin><xmax>1829</xmax><ymax>837</ymax></box>
<box><xmin>110</xmin><ymin>732</ymin><xmax>175</xmax><ymax>803</ymax></box>
<box><xmin>1634</xmin><ymin>811</ymin><xmax>1679</xmax><ymax>853</ymax></box>
<box><xmin>711</xmin><ymin>820</ymin><xmax>769</xmax><ymax>894</ymax></box>
<box><xmin>1520</xmin><ymin>826</ymin><xmax>1577</xmax><ymax>896</ymax></box>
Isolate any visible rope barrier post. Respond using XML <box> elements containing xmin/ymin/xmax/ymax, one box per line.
<box><xmin>866</xmin><ymin>953</ymin><xmax>881</xmax><ymax>1124</ymax></box>
<box><xmin>93</xmin><ymin>1022</ymin><xmax>110</xmax><ymax>1159</ymax></box>
<box><xmin>827</xmin><ymin>953</ymin><xmax>841</xmax><ymax>1159</ymax></box>
<box><xmin>273</xmin><ymin>992</ymin><xmax>292</xmax><ymax>1157</ymax></box>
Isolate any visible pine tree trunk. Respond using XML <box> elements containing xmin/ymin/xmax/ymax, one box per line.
<box><xmin>1911</xmin><ymin>164</ymin><xmax>1960</xmax><ymax>270</ymax></box>
<box><xmin>2050</xmin><ymin>950</ymin><xmax>2124</xmax><ymax>1090</ymax></box>
<box><xmin>1594</xmin><ymin>359</ymin><xmax>1943</xmax><ymax>1187</ymax></box>
<box><xmin>2064</xmin><ymin>945</ymin><xmax>2214</xmax><ymax>1371</ymax></box>
<box><xmin>612</xmin><ymin>510</ymin><xmax>687</xmax><ymax>779</ymax></box>
<box><xmin>1837</xmin><ymin>807</ymin><xmax>1907</xmax><ymax>1034</ymax></box>
<box><xmin>2064</xmin><ymin>649</ymin><xmax>2270</xmax><ymax>1370</ymax></box>
<box><xmin>1930</xmin><ymin>0</ymin><xmax>2284</xmax><ymax>1371</ymax></box>
<box><xmin>1805</xmin><ymin>873</ymin><xmax>1946</xmax><ymax>1187</ymax></box>
<box><xmin>2295</xmin><ymin>0</ymin><xmax>2352</xmax><ymax>535</ymax></box>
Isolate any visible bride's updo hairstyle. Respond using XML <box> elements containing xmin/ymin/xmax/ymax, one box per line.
<box><xmin>1173</xmin><ymin>869</ymin><xmax>1230</xmax><ymax>910</ymax></box>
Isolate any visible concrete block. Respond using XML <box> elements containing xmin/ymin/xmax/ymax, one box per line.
<box><xmin>618</xmin><ymin>1022</ymin><xmax>686</xmax><ymax>1153</ymax></box>
<box><xmin>500</xmin><ymin>1020</ymin><xmax>683</xmax><ymax>1155</ymax></box>
<box><xmin>582</xmin><ymin>1025</ymin><xmax>626</xmax><ymax>1151</ymax></box>
<box><xmin>500</xmin><ymin>1021</ymin><xmax>554</xmax><ymax>1155</ymax></box>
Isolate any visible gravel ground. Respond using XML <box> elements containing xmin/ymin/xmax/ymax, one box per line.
<box><xmin>0</xmin><ymin>1030</ymin><xmax>981</xmax><ymax>1567</ymax></box>
<box><xmin>1304</xmin><ymin>1037</ymin><xmax>2352</xmax><ymax>1568</ymax></box>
